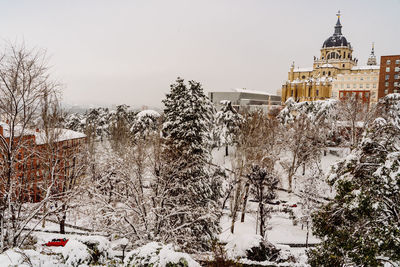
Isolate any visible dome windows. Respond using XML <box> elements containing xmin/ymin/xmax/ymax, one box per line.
<box><xmin>327</xmin><ymin>52</ymin><xmax>340</xmax><ymax>60</ymax></box>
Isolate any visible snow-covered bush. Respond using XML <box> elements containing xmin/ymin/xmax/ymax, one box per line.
<box><xmin>225</xmin><ymin>234</ymin><xmax>295</xmax><ymax>263</ymax></box>
<box><xmin>62</xmin><ymin>239</ymin><xmax>92</xmax><ymax>267</ymax></box>
<box><xmin>76</xmin><ymin>236</ymin><xmax>112</xmax><ymax>265</ymax></box>
<box><xmin>124</xmin><ymin>242</ymin><xmax>200</xmax><ymax>267</ymax></box>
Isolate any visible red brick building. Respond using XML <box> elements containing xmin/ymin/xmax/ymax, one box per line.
<box><xmin>0</xmin><ymin>123</ymin><xmax>86</xmax><ymax>202</ymax></box>
<box><xmin>378</xmin><ymin>55</ymin><xmax>400</xmax><ymax>98</ymax></box>
<box><xmin>338</xmin><ymin>90</ymin><xmax>370</xmax><ymax>103</ymax></box>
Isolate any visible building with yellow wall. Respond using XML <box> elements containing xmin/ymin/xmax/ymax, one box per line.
<box><xmin>281</xmin><ymin>12</ymin><xmax>380</xmax><ymax>104</ymax></box>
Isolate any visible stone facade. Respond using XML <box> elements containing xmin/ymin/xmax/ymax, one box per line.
<box><xmin>281</xmin><ymin>13</ymin><xmax>379</xmax><ymax>105</ymax></box>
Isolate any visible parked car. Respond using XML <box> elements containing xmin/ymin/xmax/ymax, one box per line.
<box><xmin>43</xmin><ymin>238</ymin><xmax>69</xmax><ymax>247</ymax></box>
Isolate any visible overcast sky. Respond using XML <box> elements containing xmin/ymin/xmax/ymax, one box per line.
<box><xmin>1</xmin><ymin>0</ymin><xmax>399</xmax><ymax>108</ymax></box>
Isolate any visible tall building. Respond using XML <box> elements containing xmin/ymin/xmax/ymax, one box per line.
<box><xmin>378</xmin><ymin>55</ymin><xmax>400</xmax><ymax>98</ymax></box>
<box><xmin>281</xmin><ymin>12</ymin><xmax>379</xmax><ymax>104</ymax></box>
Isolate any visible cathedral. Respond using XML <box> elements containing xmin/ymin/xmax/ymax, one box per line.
<box><xmin>281</xmin><ymin>12</ymin><xmax>379</xmax><ymax>103</ymax></box>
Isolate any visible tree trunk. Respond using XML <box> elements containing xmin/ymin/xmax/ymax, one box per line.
<box><xmin>306</xmin><ymin>221</ymin><xmax>309</xmax><ymax>248</ymax></box>
<box><xmin>42</xmin><ymin>203</ymin><xmax>46</xmax><ymax>228</ymax></box>
<box><xmin>240</xmin><ymin>182</ymin><xmax>250</xmax><ymax>223</ymax></box>
<box><xmin>59</xmin><ymin>204</ymin><xmax>67</xmax><ymax>234</ymax></box>
<box><xmin>259</xmin><ymin>201</ymin><xmax>265</xmax><ymax>238</ymax></box>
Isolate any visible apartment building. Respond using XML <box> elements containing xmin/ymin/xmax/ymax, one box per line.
<box><xmin>378</xmin><ymin>55</ymin><xmax>400</xmax><ymax>98</ymax></box>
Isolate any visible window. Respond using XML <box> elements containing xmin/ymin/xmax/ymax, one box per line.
<box><xmin>359</xmin><ymin>92</ymin><xmax>363</xmax><ymax>98</ymax></box>
<box><xmin>323</xmin><ymin>71</ymin><xmax>325</xmax><ymax>75</ymax></box>
<box><xmin>366</xmin><ymin>83</ymin><xmax>370</xmax><ymax>88</ymax></box>
<box><xmin>395</xmin><ymin>89</ymin><xmax>399</xmax><ymax>93</ymax></box>
<box><xmin>395</xmin><ymin>67</ymin><xmax>400</xmax><ymax>72</ymax></box>
<box><xmin>386</xmin><ymin>67</ymin><xmax>390</xmax><ymax>72</ymax></box>
<box><xmin>386</xmin><ymin>75</ymin><xmax>390</xmax><ymax>80</ymax></box>
<box><xmin>347</xmin><ymin>84</ymin><xmax>350</xmax><ymax>88</ymax></box>
<box><xmin>385</xmin><ymin>82</ymin><xmax>389</xmax><ymax>87</ymax></box>
<box><xmin>373</xmin><ymin>84</ymin><xmax>376</xmax><ymax>88</ymax></box>
<box><xmin>328</xmin><ymin>71</ymin><xmax>331</xmax><ymax>76</ymax></box>
<box><xmin>340</xmin><ymin>92</ymin><xmax>344</xmax><ymax>98</ymax></box>
<box><xmin>395</xmin><ymin>75</ymin><xmax>399</xmax><ymax>79</ymax></box>
<box><xmin>342</xmin><ymin>64</ymin><xmax>345</xmax><ymax>67</ymax></box>
<box><xmin>395</xmin><ymin>82</ymin><xmax>399</xmax><ymax>87</ymax></box>
<box><xmin>385</xmin><ymin>89</ymin><xmax>388</xmax><ymax>94</ymax></box>
<box><xmin>360</xmin><ymin>77</ymin><xmax>364</xmax><ymax>81</ymax></box>
<box><xmin>360</xmin><ymin>84</ymin><xmax>363</xmax><ymax>89</ymax></box>
<box><xmin>316</xmin><ymin>90</ymin><xmax>319</xmax><ymax>96</ymax></box>
<box><xmin>353</xmin><ymin>83</ymin><xmax>356</xmax><ymax>88</ymax></box>
<box><xmin>365</xmin><ymin>92</ymin><xmax>369</xmax><ymax>98</ymax></box>
<box><xmin>396</xmin><ymin>60</ymin><xmax>400</xmax><ymax>64</ymax></box>
<box><xmin>387</xmin><ymin>60</ymin><xmax>391</xmax><ymax>64</ymax></box>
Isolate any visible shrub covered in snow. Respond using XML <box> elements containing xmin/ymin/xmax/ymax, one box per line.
<box><xmin>124</xmin><ymin>242</ymin><xmax>200</xmax><ymax>267</ymax></box>
<box><xmin>225</xmin><ymin>234</ymin><xmax>295</xmax><ymax>263</ymax></box>
<box><xmin>76</xmin><ymin>236</ymin><xmax>111</xmax><ymax>264</ymax></box>
<box><xmin>62</xmin><ymin>239</ymin><xmax>92</xmax><ymax>266</ymax></box>
<box><xmin>61</xmin><ymin>236</ymin><xmax>111</xmax><ymax>266</ymax></box>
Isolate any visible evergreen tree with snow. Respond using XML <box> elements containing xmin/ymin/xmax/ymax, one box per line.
<box><xmin>308</xmin><ymin>94</ymin><xmax>400</xmax><ymax>266</ymax></box>
<box><xmin>215</xmin><ymin>100</ymin><xmax>243</xmax><ymax>156</ymax></box>
<box><xmin>109</xmin><ymin>104</ymin><xmax>134</xmax><ymax>151</ymax></box>
<box><xmin>160</xmin><ymin>77</ymin><xmax>221</xmax><ymax>252</ymax></box>
<box><xmin>131</xmin><ymin>109</ymin><xmax>161</xmax><ymax>139</ymax></box>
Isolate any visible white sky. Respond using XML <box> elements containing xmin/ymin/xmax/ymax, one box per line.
<box><xmin>1</xmin><ymin>0</ymin><xmax>399</xmax><ymax>108</ymax></box>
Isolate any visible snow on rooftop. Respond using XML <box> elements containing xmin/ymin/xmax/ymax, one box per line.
<box><xmin>293</xmin><ymin>67</ymin><xmax>313</xmax><ymax>72</ymax></box>
<box><xmin>233</xmin><ymin>88</ymin><xmax>271</xmax><ymax>95</ymax></box>
<box><xmin>351</xmin><ymin>65</ymin><xmax>380</xmax><ymax>70</ymax></box>
<box><xmin>35</xmin><ymin>128</ymin><xmax>86</xmax><ymax>145</ymax></box>
<box><xmin>0</xmin><ymin>122</ymin><xmax>86</xmax><ymax>145</ymax></box>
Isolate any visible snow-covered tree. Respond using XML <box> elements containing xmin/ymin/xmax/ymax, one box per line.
<box><xmin>64</xmin><ymin>113</ymin><xmax>84</xmax><ymax>132</ymax></box>
<box><xmin>109</xmin><ymin>104</ymin><xmax>132</xmax><ymax>152</ymax></box>
<box><xmin>84</xmin><ymin>107</ymin><xmax>110</xmax><ymax>142</ymax></box>
<box><xmin>247</xmin><ymin>165</ymin><xmax>278</xmax><ymax>238</ymax></box>
<box><xmin>160</xmin><ymin>77</ymin><xmax>221</xmax><ymax>251</ymax></box>
<box><xmin>308</xmin><ymin>94</ymin><xmax>400</xmax><ymax>266</ymax></box>
<box><xmin>130</xmin><ymin>109</ymin><xmax>161</xmax><ymax>139</ymax></box>
<box><xmin>0</xmin><ymin>44</ymin><xmax>68</xmax><ymax>251</ymax></box>
<box><xmin>214</xmin><ymin>100</ymin><xmax>243</xmax><ymax>156</ymax></box>
<box><xmin>278</xmin><ymin>98</ymin><xmax>335</xmax><ymax>192</ymax></box>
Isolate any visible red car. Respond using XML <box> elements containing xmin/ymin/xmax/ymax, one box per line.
<box><xmin>43</xmin><ymin>238</ymin><xmax>69</xmax><ymax>247</ymax></box>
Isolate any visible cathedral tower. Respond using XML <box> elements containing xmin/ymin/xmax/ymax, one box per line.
<box><xmin>367</xmin><ymin>43</ymin><xmax>377</xmax><ymax>65</ymax></box>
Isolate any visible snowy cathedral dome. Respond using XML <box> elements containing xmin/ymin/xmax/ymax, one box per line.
<box><xmin>322</xmin><ymin>13</ymin><xmax>351</xmax><ymax>49</ymax></box>
<box><xmin>323</xmin><ymin>35</ymin><xmax>349</xmax><ymax>48</ymax></box>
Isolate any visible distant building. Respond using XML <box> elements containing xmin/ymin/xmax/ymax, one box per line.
<box><xmin>0</xmin><ymin>123</ymin><xmax>86</xmax><ymax>202</ymax></box>
<box><xmin>332</xmin><ymin>64</ymin><xmax>379</xmax><ymax>104</ymax></box>
<box><xmin>281</xmin><ymin>12</ymin><xmax>379</xmax><ymax>104</ymax></box>
<box><xmin>208</xmin><ymin>88</ymin><xmax>281</xmax><ymax>112</ymax></box>
<box><xmin>378</xmin><ymin>55</ymin><xmax>400</xmax><ymax>98</ymax></box>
